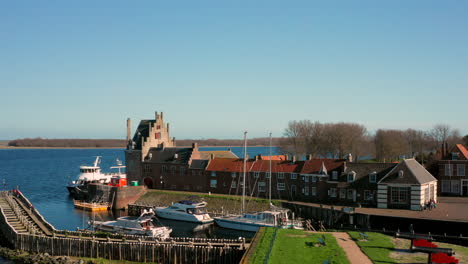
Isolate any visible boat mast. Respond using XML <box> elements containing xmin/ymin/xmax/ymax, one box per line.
<box><xmin>269</xmin><ymin>132</ymin><xmax>272</xmax><ymax>205</ymax></box>
<box><xmin>242</xmin><ymin>131</ymin><xmax>247</xmax><ymax>214</ymax></box>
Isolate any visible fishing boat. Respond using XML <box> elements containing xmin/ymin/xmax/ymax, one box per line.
<box><xmin>155</xmin><ymin>200</ymin><xmax>214</xmax><ymax>224</ymax></box>
<box><xmin>89</xmin><ymin>209</ymin><xmax>172</xmax><ymax>238</ymax></box>
<box><xmin>66</xmin><ymin>156</ymin><xmax>126</xmax><ymax>195</ymax></box>
<box><xmin>214</xmin><ymin>132</ymin><xmax>303</xmax><ymax>232</ymax></box>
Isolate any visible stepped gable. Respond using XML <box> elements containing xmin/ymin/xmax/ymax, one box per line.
<box><xmin>132</xmin><ymin>119</ymin><xmax>153</xmax><ymax>150</ymax></box>
<box><xmin>199</xmin><ymin>150</ymin><xmax>238</xmax><ymax>159</ymax></box>
<box><xmin>300</xmin><ymin>158</ymin><xmax>346</xmax><ymax>174</ymax></box>
<box><xmin>379</xmin><ymin>159</ymin><xmax>437</xmax><ymax>185</ymax></box>
<box><xmin>339</xmin><ymin>162</ymin><xmax>396</xmax><ymax>188</ymax></box>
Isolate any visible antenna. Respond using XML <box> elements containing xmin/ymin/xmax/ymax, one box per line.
<box><xmin>242</xmin><ymin>131</ymin><xmax>247</xmax><ymax>214</ymax></box>
<box><xmin>269</xmin><ymin>132</ymin><xmax>272</xmax><ymax>205</ymax></box>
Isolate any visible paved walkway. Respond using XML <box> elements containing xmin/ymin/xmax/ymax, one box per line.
<box><xmin>307</xmin><ymin>231</ymin><xmax>372</xmax><ymax>264</ymax></box>
<box><xmin>332</xmin><ymin>232</ymin><xmax>372</xmax><ymax>264</ymax></box>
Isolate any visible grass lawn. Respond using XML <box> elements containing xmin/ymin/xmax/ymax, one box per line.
<box><xmin>246</xmin><ymin>228</ymin><xmax>276</xmax><ymax>264</ymax></box>
<box><xmin>252</xmin><ymin>229</ymin><xmax>349</xmax><ymax>264</ymax></box>
<box><xmin>348</xmin><ymin>231</ymin><xmax>395</xmax><ymax>264</ymax></box>
<box><xmin>348</xmin><ymin>231</ymin><xmax>468</xmax><ymax>264</ymax></box>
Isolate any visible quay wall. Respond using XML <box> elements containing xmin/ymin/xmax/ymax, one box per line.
<box><xmin>82</xmin><ymin>184</ymin><xmax>147</xmax><ymax>210</ymax></box>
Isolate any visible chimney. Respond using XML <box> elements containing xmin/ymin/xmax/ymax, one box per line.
<box><xmin>306</xmin><ymin>154</ymin><xmax>312</xmax><ymax>161</ymax></box>
<box><xmin>285</xmin><ymin>154</ymin><xmax>289</xmax><ymax>161</ymax></box>
<box><xmin>155</xmin><ymin>111</ymin><xmax>158</xmax><ymax>120</ymax></box>
<box><xmin>210</xmin><ymin>153</ymin><xmax>215</xmax><ymax>160</ymax></box>
<box><xmin>292</xmin><ymin>155</ymin><xmax>296</xmax><ymax>163</ymax></box>
<box><xmin>160</xmin><ymin>112</ymin><xmax>164</xmax><ymax>121</ymax></box>
<box><xmin>255</xmin><ymin>155</ymin><xmax>259</xmax><ymax>161</ymax></box>
<box><xmin>228</xmin><ymin>148</ymin><xmax>232</xmax><ymax>152</ymax></box>
<box><xmin>126</xmin><ymin>118</ymin><xmax>131</xmax><ymax>142</ymax></box>
<box><xmin>192</xmin><ymin>142</ymin><xmax>198</xmax><ymax>150</ymax></box>
<box><xmin>346</xmin><ymin>153</ymin><xmax>353</xmax><ymax>163</ymax></box>
<box><xmin>167</xmin><ymin>123</ymin><xmax>170</xmax><ymax>134</ymax></box>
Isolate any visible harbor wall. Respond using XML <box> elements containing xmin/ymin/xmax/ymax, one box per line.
<box><xmin>81</xmin><ymin>184</ymin><xmax>147</xmax><ymax>210</ymax></box>
<box><xmin>113</xmin><ymin>185</ymin><xmax>147</xmax><ymax>209</ymax></box>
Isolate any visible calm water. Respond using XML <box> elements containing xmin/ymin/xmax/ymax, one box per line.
<box><xmin>0</xmin><ymin>147</ymin><xmax>281</xmax><ymax>239</ymax></box>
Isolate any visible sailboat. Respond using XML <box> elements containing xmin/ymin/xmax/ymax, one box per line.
<box><xmin>213</xmin><ymin>132</ymin><xmax>302</xmax><ymax>232</ymax></box>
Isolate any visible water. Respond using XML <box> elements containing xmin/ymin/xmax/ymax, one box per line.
<box><xmin>0</xmin><ymin>147</ymin><xmax>281</xmax><ymax>239</ymax></box>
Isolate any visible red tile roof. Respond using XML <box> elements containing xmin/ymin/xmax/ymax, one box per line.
<box><xmin>205</xmin><ymin>158</ymin><xmax>303</xmax><ymax>173</ymax></box>
<box><xmin>455</xmin><ymin>144</ymin><xmax>468</xmax><ymax>160</ymax></box>
<box><xmin>300</xmin><ymin>159</ymin><xmax>346</xmax><ymax>174</ymax></box>
<box><xmin>259</xmin><ymin>155</ymin><xmax>287</xmax><ymax>161</ymax></box>
<box><xmin>206</xmin><ymin>158</ymin><xmax>255</xmax><ymax>172</ymax></box>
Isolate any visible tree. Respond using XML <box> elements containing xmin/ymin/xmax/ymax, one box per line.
<box><xmin>463</xmin><ymin>135</ymin><xmax>468</xmax><ymax>147</ymax></box>
<box><xmin>374</xmin><ymin>129</ymin><xmax>407</xmax><ymax>162</ymax></box>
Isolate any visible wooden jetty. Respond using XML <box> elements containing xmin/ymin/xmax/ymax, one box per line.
<box><xmin>73</xmin><ymin>200</ymin><xmax>110</xmax><ymax>212</ymax></box>
<box><xmin>0</xmin><ymin>191</ymin><xmax>246</xmax><ymax>263</ymax></box>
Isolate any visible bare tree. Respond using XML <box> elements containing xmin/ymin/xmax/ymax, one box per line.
<box><xmin>374</xmin><ymin>129</ymin><xmax>408</xmax><ymax>162</ymax></box>
<box><xmin>430</xmin><ymin>124</ymin><xmax>451</xmax><ymax>147</ymax></box>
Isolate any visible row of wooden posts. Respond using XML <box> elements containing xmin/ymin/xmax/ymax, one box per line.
<box><xmin>0</xmin><ymin>191</ymin><xmax>246</xmax><ymax>263</ymax></box>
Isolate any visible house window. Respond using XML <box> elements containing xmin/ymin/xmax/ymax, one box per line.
<box><xmin>364</xmin><ymin>190</ymin><xmax>373</xmax><ymax>201</ymax></box>
<box><xmin>180</xmin><ymin>167</ymin><xmax>185</xmax><ymax>176</ymax></box>
<box><xmin>347</xmin><ymin>172</ymin><xmax>356</xmax><ymax>182</ymax></box>
<box><xmin>277</xmin><ymin>183</ymin><xmax>285</xmax><ymax>191</ymax></box>
<box><xmin>347</xmin><ymin>189</ymin><xmax>354</xmax><ymax>199</ymax></box>
<box><xmin>231</xmin><ymin>181</ymin><xmax>237</xmax><ymax>188</ymax></box>
<box><xmin>329</xmin><ymin>188</ymin><xmax>337</xmax><ymax>198</ymax></box>
<box><xmin>290</xmin><ymin>173</ymin><xmax>297</xmax><ymax>180</ymax></box>
<box><xmin>162</xmin><ymin>165</ymin><xmax>168</xmax><ymax>173</ymax></box>
<box><xmin>231</xmin><ymin>172</ymin><xmax>237</xmax><ymax>178</ymax></box>
<box><xmin>445</xmin><ymin>164</ymin><xmax>452</xmax><ymax>176</ymax></box>
<box><xmin>211</xmin><ymin>171</ymin><xmax>216</xmax><ymax>177</ymax></box>
<box><xmin>311</xmin><ymin>176</ymin><xmax>316</xmax><ymax>183</ymax></box>
<box><xmin>441</xmin><ymin>180</ymin><xmax>450</xmax><ymax>192</ymax></box>
<box><xmin>266</xmin><ymin>172</ymin><xmax>271</xmax><ymax>179</ymax></box>
<box><xmin>303</xmin><ymin>175</ymin><xmax>309</xmax><ymax>183</ymax></box>
<box><xmin>171</xmin><ymin>166</ymin><xmax>176</xmax><ymax>175</ymax></box>
<box><xmin>332</xmin><ymin>171</ymin><xmax>338</xmax><ymax>180</ymax></box>
<box><xmin>457</xmin><ymin>165</ymin><xmax>465</xmax><ymax>176</ymax></box>
<box><xmin>253</xmin><ymin>172</ymin><xmax>260</xmax><ymax>178</ymax></box>
<box><xmin>210</xmin><ymin>180</ymin><xmax>217</xmax><ymax>188</ymax></box>
<box><xmin>451</xmin><ymin>180</ymin><xmax>460</xmax><ymax>194</ymax></box>
<box><xmin>452</xmin><ymin>152</ymin><xmax>459</xmax><ymax>160</ymax></box>
<box><xmin>369</xmin><ymin>172</ymin><xmax>377</xmax><ymax>183</ymax></box>
<box><xmin>291</xmin><ymin>184</ymin><xmax>297</xmax><ymax>193</ymax></box>
<box><xmin>390</xmin><ymin>187</ymin><xmax>408</xmax><ymax>204</ymax></box>
<box><xmin>258</xmin><ymin>182</ymin><xmax>266</xmax><ymax>192</ymax></box>
<box><xmin>340</xmin><ymin>189</ymin><xmax>346</xmax><ymax>199</ymax></box>
<box><xmin>312</xmin><ymin>187</ymin><xmax>317</xmax><ymax>196</ymax></box>
<box><xmin>277</xmin><ymin>172</ymin><xmax>284</xmax><ymax>179</ymax></box>
<box><xmin>303</xmin><ymin>186</ymin><xmax>309</xmax><ymax>196</ymax></box>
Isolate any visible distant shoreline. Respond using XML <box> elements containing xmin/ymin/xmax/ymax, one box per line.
<box><xmin>0</xmin><ymin>145</ymin><xmax>272</xmax><ymax>149</ymax></box>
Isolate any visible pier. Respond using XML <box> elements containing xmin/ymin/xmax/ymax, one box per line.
<box><xmin>0</xmin><ymin>191</ymin><xmax>246</xmax><ymax>263</ymax></box>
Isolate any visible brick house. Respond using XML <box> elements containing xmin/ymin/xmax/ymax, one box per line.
<box><xmin>437</xmin><ymin>144</ymin><xmax>468</xmax><ymax>196</ymax></box>
<box><xmin>377</xmin><ymin>159</ymin><xmax>437</xmax><ymax>210</ymax></box>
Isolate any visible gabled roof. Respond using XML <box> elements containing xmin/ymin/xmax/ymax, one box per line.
<box><xmin>205</xmin><ymin>158</ymin><xmax>255</xmax><ymax>172</ymax></box>
<box><xmin>339</xmin><ymin>162</ymin><xmax>396</xmax><ymax>188</ymax></box>
<box><xmin>300</xmin><ymin>159</ymin><xmax>346</xmax><ymax>174</ymax></box>
<box><xmin>250</xmin><ymin>160</ymin><xmax>303</xmax><ymax>173</ymax></box>
<box><xmin>454</xmin><ymin>144</ymin><xmax>468</xmax><ymax>160</ymax></box>
<box><xmin>189</xmin><ymin>159</ymin><xmax>209</xmax><ymax>170</ymax></box>
<box><xmin>379</xmin><ymin>159</ymin><xmax>437</xmax><ymax>185</ymax></box>
<box><xmin>199</xmin><ymin>150</ymin><xmax>238</xmax><ymax>159</ymax></box>
<box><xmin>259</xmin><ymin>155</ymin><xmax>287</xmax><ymax>161</ymax></box>
<box><xmin>145</xmin><ymin>147</ymin><xmax>193</xmax><ymax>164</ymax></box>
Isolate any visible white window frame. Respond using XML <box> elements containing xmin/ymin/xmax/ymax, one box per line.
<box><xmin>231</xmin><ymin>181</ymin><xmax>237</xmax><ymax>188</ymax></box>
<box><xmin>441</xmin><ymin>180</ymin><xmax>450</xmax><ymax>193</ymax></box>
<box><xmin>290</xmin><ymin>173</ymin><xmax>297</xmax><ymax>180</ymax></box>
<box><xmin>277</xmin><ymin>183</ymin><xmax>285</xmax><ymax>191</ymax></box>
<box><xmin>451</xmin><ymin>180</ymin><xmax>460</xmax><ymax>194</ymax></box>
<box><xmin>231</xmin><ymin>172</ymin><xmax>237</xmax><ymax>178</ymax></box>
<box><xmin>347</xmin><ymin>172</ymin><xmax>356</xmax><ymax>182</ymax></box>
<box><xmin>347</xmin><ymin>189</ymin><xmax>354</xmax><ymax>199</ymax></box>
<box><xmin>312</xmin><ymin>186</ymin><xmax>317</xmax><ymax>196</ymax></box>
<box><xmin>211</xmin><ymin>171</ymin><xmax>216</xmax><ymax>177</ymax></box>
<box><xmin>312</xmin><ymin>176</ymin><xmax>316</xmax><ymax>183</ymax></box>
<box><xmin>369</xmin><ymin>172</ymin><xmax>377</xmax><ymax>183</ymax></box>
<box><xmin>303</xmin><ymin>175</ymin><xmax>309</xmax><ymax>183</ymax></box>
<box><xmin>303</xmin><ymin>186</ymin><xmax>309</xmax><ymax>196</ymax></box>
<box><xmin>253</xmin><ymin>172</ymin><xmax>260</xmax><ymax>178</ymax></box>
<box><xmin>445</xmin><ymin>164</ymin><xmax>452</xmax><ymax>176</ymax></box>
<box><xmin>364</xmin><ymin>190</ymin><xmax>373</xmax><ymax>201</ymax></box>
<box><xmin>332</xmin><ymin>171</ymin><xmax>338</xmax><ymax>180</ymax></box>
<box><xmin>210</xmin><ymin>179</ymin><xmax>217</xmax><ymax>188</ymax></box>
<box><xmin>457</xmin><ymin>164</ymin><xmax>465</xmax><ymax>176</ymax></box>
<box><xmin>258</xmin><ymin>182</ymin><xmax>266</xmax><ymax>192</ymax></box>
<box><xmin>277</xmin><ymin>172</ymin><xmax>284</xmax><ymax>179</ymax></box>
<box><xmin>340</xmin><ymin>189</ymin><xmax>346</xmax><ymax>199</ymax></box>
<box><xmin>329</xmin><ymin>188</ymin><xmax>337</xmax><ymax>198</ymax></box>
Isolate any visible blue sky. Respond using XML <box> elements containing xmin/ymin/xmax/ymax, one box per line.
<box><xmin>1</xmin><ymin>1</ymin><xmax>467</xmax><ymax>140</ymax></box>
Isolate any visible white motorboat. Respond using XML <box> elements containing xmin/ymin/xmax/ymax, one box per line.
<box><xmin>67</xmin><ymin>156</ymin><xmax>126</xmax><ymax>195</ymax></box>
<box><xmin>214</xmin><ymin>132</ymin><xmax>303</xmax><ymax>232</ymax></box>
<box><xmin>155</xmin><ymin>200</ymin><xmax>214</xmax><ymax>224</ymax></box>
<box><xmin>89</xmin><ymin>209</ymin><xmax>172</xmax><ymax>238</ymax></box>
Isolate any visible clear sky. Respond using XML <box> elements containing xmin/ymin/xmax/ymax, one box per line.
<box><xmin>1</xmin><ymin>1</ymin><xmax>467</xmax><ymax>140</ymax></box>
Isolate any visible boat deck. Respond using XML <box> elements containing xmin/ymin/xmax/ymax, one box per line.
<box><xmin>73</xmin><ymin>200</ymin><xmax>110</xmax><ymax>211</ymax></box>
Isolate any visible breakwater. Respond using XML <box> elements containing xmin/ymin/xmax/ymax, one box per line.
<box><xmin>0</xmin><ymin>191</ymin><xmax>246</xmax><ymax>264</ymax></box>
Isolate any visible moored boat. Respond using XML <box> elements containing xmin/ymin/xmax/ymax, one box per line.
<box><xmin>67</xmin><ymin>156</ymin><xmax>126</xmax><ymax>195</ymax></box>
<box><xmin>89</xmin><ymin>209</ymin><xmax>172</xmax><ymax>238</ymax></box>
<box><xmin>155</xmin><ymin>200</ymin><xmax>214</xmax><ymax>224</ymax></box>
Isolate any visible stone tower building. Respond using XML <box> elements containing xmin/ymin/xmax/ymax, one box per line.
<box><xmin>125</xmin><ymin>112</ymin><xmax>176</xmax><ymax>182</ymax></box>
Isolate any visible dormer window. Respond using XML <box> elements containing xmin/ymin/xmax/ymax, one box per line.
<box><xmin>398</xmin><ymin>170</ymin><xmax>404</xmax><ymax>178</ymax></box>
<box><xmin>347</xmin><ymin>171</ymin><xmax>356</xmax><ymax>182</ymax></box>
<box><xmin>253</xmin><ymin>172</ymin><xmax>260</xmax><ymax>178</ymax></box>
<box><xmin>332</xmin><ymin>171</ymin><xmax>338</xmax><ymax>180</ymax></box>
<box><xmin>452</xmin><ymin>152</ymin><xmax>459</xmax><ymax>160</ymax></box>
<box><xmin>369</xmin><ymin>172</ymin><xmax>377</xmax><ymax>183</ymax></box>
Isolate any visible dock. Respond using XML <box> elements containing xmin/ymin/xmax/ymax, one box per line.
<box><xmin>73</xmin><ymin>200</ymin><xmax>110</xmax><ymax>211</ymax></box>
<box><xmin>0</xmin><ymin>191</ymin><xmax>247</xmax><ymax>263</ymax></box>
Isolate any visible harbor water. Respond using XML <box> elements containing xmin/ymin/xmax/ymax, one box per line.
<box><xmin>0</xmin><ymin>147</ymin><xmax>281</xmax><ymax>239</ymax></box>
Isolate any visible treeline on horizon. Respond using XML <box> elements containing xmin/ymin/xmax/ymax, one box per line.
<box><xmin>7</xmin><ymin>137</ymin><xmax>286</xmax><ymax>148</ymax></box>
<box><xmin>282</xmin><ymin>120</ymin><xmax>468</xmax><ymax>163</ymax></box>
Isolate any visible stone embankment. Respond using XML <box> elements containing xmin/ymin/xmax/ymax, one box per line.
<box><xmin>133</xmin><ymin>189</ymin><xmax>279</xmax><ymax>216</ymax></box>
<box><xmin>0</xmin><ymin>246</ymin><xmax>92</xmax><ymax>264</ymax></box>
